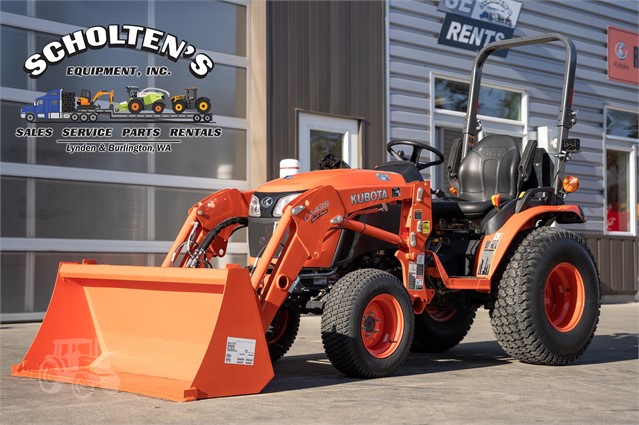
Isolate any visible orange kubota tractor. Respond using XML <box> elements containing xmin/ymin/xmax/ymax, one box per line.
<box><xmin>13</xmin><ymin>34</ymin><xmax>600</xmax><ymax>401</ymax></box>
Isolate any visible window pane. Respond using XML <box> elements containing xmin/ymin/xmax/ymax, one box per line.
<box><xmin>35</xmin><ymin>179</ymin><xmax>149</xmax><ymax>240</ymax></box>
<box><xmin>1</xmin><ymin>177</ymin><xmax>27</xmax><ymax>237</ymax></box>
<box><xmin>2</xmin><ymin>101</ymin><xmax>28</xmax><ymax>163</ymax></box>
<box><xmin>35</xmin><ymin>1</ymin><xmax>148</xmax><ymax>28</ymax></box>
<box><xmin>35</xmin><ymin>122</ymin><xmax>149</xmax><ymax>173</ymax></box>
<box><xmin>1</xmin><ymin>253</ymin><xmax>26</xmax><ymax>313</ymax></box>
<box><xmin>435</xmin><ymin>78</ymin><xmax>521</xmax><ymax>120</ymax></box>
<box><xmin>156</xmin><ymin>1</ymin><xmax>246</xmax><ymax>56</ymax></box>
<box><xmin>154</xmin><ymin>127</ymin><xmax>246</xmax><ymax>179</ymax></box>
<box><xmin>33</xmin><ymin>252</ymin><xmax>149</xmax><ymax>312</ymax></box>
<box><xmin>310</xmin><ymin>130</ymin><xmax>344</xmax><ymax>171</ymax></box>
<box><xmin>154</xmin><ymin>187</ymin><xmax>216</xmax><ymax>241</ymax></box>
<box><xmin>606</xmin><ymin>109</ymin><xmax>638</xmax><ymax>139</ymax></box>
<box><xmin>1</xmin><ymin>26</ymin><xmax>28</xmax><ymax>89</ymax></box>
<box><xmin>156</xmin><ymin>62</ymin><xmax>247</xmax><ymax>118</ymax></box>
<box><xmin>606</xmin><ymin>150</ymin><xmax>630</xmax><ymax>232</ymax></box>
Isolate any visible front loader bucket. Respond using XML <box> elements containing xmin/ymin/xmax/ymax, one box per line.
<box><xmin>12</xmin><ymin>262</ymin><xmax>274</xmax><ymax>401</ymax></box>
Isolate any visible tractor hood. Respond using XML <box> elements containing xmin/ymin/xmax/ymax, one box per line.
<box><xmin>255</xmin><ymin>169</ymin><xmax>408</xmax><ymax>193</ymax></box>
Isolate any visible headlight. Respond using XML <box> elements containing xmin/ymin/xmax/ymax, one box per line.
<box><xmin>273</xmin><ymin>193</ymin><xmax>301</xmax><ymax>217</ymax></box>
<box><xmin>249</xmin><ymin>195</ymin><xmax>261</xmax><ymax>217</ymax></box>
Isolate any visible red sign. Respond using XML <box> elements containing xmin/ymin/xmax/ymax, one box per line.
<box><xmin>608</xmin><ymin>26</ymin><xmax>639</xmax><ymax>85</ymax></box>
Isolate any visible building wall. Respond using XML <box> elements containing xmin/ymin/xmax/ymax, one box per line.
<box><xmin>267</xmin><ymin>0</ymin><xmax>386</xmax><ymax>179</ymax></box>
<box><xmin>387</xmin><ymin>0</ymin><xmax>638</xmax><ymax>295</ymax></box>
<box><xmin>0</xmin><ymin>0</ymin><xmax>263</xmax><ymax>321</ymax></box>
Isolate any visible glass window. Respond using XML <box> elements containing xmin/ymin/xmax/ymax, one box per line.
<box><xmin>606</xmin><ymin>109</ymin><xmax>638</xmax><ymax>139</ymax></box>
<box><xmin>1</xmin><ymin>101</ymin><xmax>28</xmax><ymax>163</ymax></box>
<box><xmin>1</xmin><ymin>253</ymin><xmax>27</xmax><ymax>313</ymax></box>
<box><xmin>34</xmin><ymin>33</ymin><xmax>149</xmax><ymax>94</ymax></box>
<box><xmin>154</xmin><ymin>187</ymin><xmax>216</xmax><ymax>241</ymax></box>
<box><xmin>1</xmin><ymin>176</ymin><xmax>27</xmax><ymax>237</ymax></box>
<box><xmin>1</xmin><ymin>26</ymin><xmax>29</xmax><ymax>89</ymax></box>
<box><xmin>310</xmin><ymin>130</ymin><xmax>345</xmax><ymax>171</ymax></box>
<box><xmin>35</xmin><ymin>1</ymin><xmax>148</xmax><ymax>28</ymax></box>
<box><xmin>156</xmin><ymin>1</ymin><xmax>247</xmax><ymax>56</ymax></box>
<box><xmin>154</xmin><ymin>127</ymin><xmax>246</xmax><ymax>179</ymax></box>
<box><xmin>435</xmin><ymin>77</ymin><xmax>522</xmax><ymax>120</ymax></box>
<box><xmin>35</xmin><ymin>179</ymin><xmax>149</xmax><ymax>240</ymax></box>
<box><xmin>35</xmin><ymin>122</ymin><xmax>150</xmax><ymax>173</ymax></box>
<box><xmin>156</xmin><ymin>60</ymin><xmax>247</xmax><ymax>118</ymax></box>
<box><xmin>606</xmin><ymin>150</ymin><xmax>631</xmax><ymax>232</ymax></box>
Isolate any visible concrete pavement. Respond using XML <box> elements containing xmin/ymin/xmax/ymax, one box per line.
<box><xmin>1</xmin><ymin>303</ymin><xmax>637</xmax><ymax>425</ymax></box>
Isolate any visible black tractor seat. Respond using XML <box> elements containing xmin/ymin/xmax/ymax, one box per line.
<box><xmin>433</xmin><ymin>134</ymin><xmax>521</xmax><ymax>220</ymax></box>
<box><xmin>432</xmin><ymin>198</ymin><xmax>497</xmax><ymax>219</ymax></box>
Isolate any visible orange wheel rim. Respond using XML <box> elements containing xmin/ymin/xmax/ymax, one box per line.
<box><xmin>131</xmin><ymin>103</ymin><xmax>139</xmax><ymax>111</ymax></box>
<box><xmin>426</xmin><ymin>306</ymin><xmax>456</xmax><ymax>323</ymax></box>
<box><xmin>266</xmin><ymin>310</ymin><xmax>290</xmax><ymax>345</ymax></box>
<box><xmin>544</xmin><ymin>262</ymin><xmax>585</xmax><ymax>332</ymax></box>
<box><xmin>361</xmin><ymin>294</ymin><xmax>404</xmax><ymax>358</ymax></box>
<box><xmin>154</xmin><ymin>105</ymin><xmax>162</xmax><ymax>113</ymax></box>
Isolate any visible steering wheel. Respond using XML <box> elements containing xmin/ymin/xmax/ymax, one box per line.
<box><xmin>387</xmin><ymin>140</ymin><xmax>445</xmax><ymax>170</ymax></box>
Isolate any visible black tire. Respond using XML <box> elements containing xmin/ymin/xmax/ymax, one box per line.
<box><xmin>411</xmin><ymin>303</ymin><xmax>476</xmax><ymax>353</ymax></box>
<box><xmin>490</xmin><ymin>227</ymin><xmax>600</xmax><ymax>365</ymax></box>
<box><xmin>88</xmin><ymin>113</ymin><xmax>98</xmax><ymax>122</ymax></box>
<box><xmin>193</xmin><ymin>114</ymin><xmax>202</xmax><ymax>122</ymax></box>
<box><xmin>266</xmin><ymin>308</ymin><xmax>300</xmax><ymax>362</ymax></box>
<box><xmin>321</xmin><ymin>269</ymin><xmax>414</xmax><ymax>378</ymax></box>
<box><xmin>202</xmin><ymin>113</ymin><xmax>212</xmax><ymax>122</ymax></box>
<box><xmin>70</xmin><ymin>113</ymin><xmax>79</xmax><ymax>121</ymax></box>
<box><xmin>128</xmin><ymin>98</ymin><xmax>144</xmax><ymax>114</ymax></box>
<box><xmin>152</xmin><ymin>101</ymin><xmax>164</xmax><ymax>114</ymax></box>
<box><xmin>172</xmin><ymin>99</ymin><xmax>187</xmax><ymax>114</ymax></box>
<box><xmin>195</xmin><ymin>96</ymin><xmax>211</xmax><ymax>114</ymax></box>
<box><xmin>25</xmin><ymin>113</ymin><xmax>35</xmax><ymax>123</ymax></box>
<box><xmin>80</xmin><ymin>114</ymin><xmax>88</xmax><ymax>122</ymax></box>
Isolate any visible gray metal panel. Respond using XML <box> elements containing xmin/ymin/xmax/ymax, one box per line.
<box><xmin>585</xmin><ymin>235</ymin><xmax>638</xmax><ymax>295</ymax></box>
<box><xmin>388</xmin><ymin>0</ymin><xmax>639</xmax><ymax>234</ymax></box>
<box><xmin>267</xmin><ymin>0</ymin><xmax>386</xmax><ymax>179</ymax></box>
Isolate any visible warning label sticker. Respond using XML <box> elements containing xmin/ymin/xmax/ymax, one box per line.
<box><xmin>225</xmin><ymin>337</ymin><xmax>256</xmax><ymax>366</ymax></box>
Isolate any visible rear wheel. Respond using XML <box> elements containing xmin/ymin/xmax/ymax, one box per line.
<box><xmin>152</xmin><ymin>101</ymin><xmax>164</xmax><ymax>114</ymax></box>
<box><xmin>195</xmin><ymin>96</ymin><xmax>211</xmax><ymax>113</ymax></box>
<box><xmin>490</xmin><ymin>227</ymin><xmax>600</xmax><ymax>365</ymax></box>
<box><xmin>128</xmin><ymin>98</ymin><xmax>144</xmax><ymax>114</ymax></box>
<box><xmin>321</xmin><ymin>269</ymin><xmax>414</xmax><ymax>378</ymax></box>
<box><xmin>266</xmin><ymin>308</ymin><xmax>300</xmax><ymax>362</ymax></box>
<box><xmin>411</xmin><ymin>303</ymin><xmax>476</xmax><ymax>353</ymax></box>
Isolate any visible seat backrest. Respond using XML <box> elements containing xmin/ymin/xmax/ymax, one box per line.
<box><xmin>457</xmin><ymin>135</ymin><xmax>520</xmax><ymax>202</ymax></box>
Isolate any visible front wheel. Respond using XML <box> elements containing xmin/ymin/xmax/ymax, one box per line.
<box><xmin>25</xmin><ymin>113</ymin><xmax>35</xmax><ymax>123</ymax></box>
<box><xmin>321</xmin><ymin>269</ymin><xmax>414</xmax><ymax>378</ymax></box>
<box><xmin>490</xmin><ymin>227</ymin><xmax>600</xmax><ymax>365</ymax></box>
<box><xmin>128</xmin><ymin>98</ymin><xmax>144</xmax><ymax>114</ymax></box>
<box><xmin>266</xmin><ymin>308</ymin><xmax>300</xmax><ymax>362</ymax></box>
<box><xmin>152</xmin><ymin>101</ymin><xmax>164</xmax><ymax>114</ymax></box>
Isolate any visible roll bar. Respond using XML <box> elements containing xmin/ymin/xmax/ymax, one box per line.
<box><xmin>461</xmin><ymin>33</ymin><xmax>577</xmax><ymax>161</ymax></box>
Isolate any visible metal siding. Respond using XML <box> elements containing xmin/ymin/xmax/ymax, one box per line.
<box><xmin>267</xmin><ymin>0</ymin><xmax>386</xmax><ymax>179</ymax></box>
<box><xmin>585</xmin><ymin>235</ymin><xmax>638</xmax><ymax>294</ymax></box>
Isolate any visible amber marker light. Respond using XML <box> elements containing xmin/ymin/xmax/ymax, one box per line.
<box><xmin>563</xmin><ymin>175</ymin><xmax>580</xmax><ymax>193</ymax></box>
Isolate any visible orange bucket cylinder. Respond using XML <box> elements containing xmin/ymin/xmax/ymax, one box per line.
<box><xmin>12</xmin><ymin>262</ymin><xmax>274</xmax><ymax>401</ymax></box>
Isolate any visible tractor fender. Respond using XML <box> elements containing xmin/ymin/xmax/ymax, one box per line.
<box><xmin>474</xmin><ymin>204</ymin><xmax>584</xmax><ymax>281</ymax></box>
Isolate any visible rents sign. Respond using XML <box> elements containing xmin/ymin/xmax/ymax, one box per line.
<box><xmin>608</xmin><ymin>26</ymin><xmax>639</xmax><ymax>86</ymax></box>
<box><xmin>437</xmin><ymin>0</ymin><xmax>522</xmax><ymax>57</ymax></box>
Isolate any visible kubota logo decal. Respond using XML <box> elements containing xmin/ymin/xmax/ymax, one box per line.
<box><xmin>23</xmin><ymin>25</ymin><xmax>214</xmax><ymax>79</ymax></box>
<box><xmin>350</xmin><ymin>190</ymin><xmax>389</xmax><ymax>205</ymax></box>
